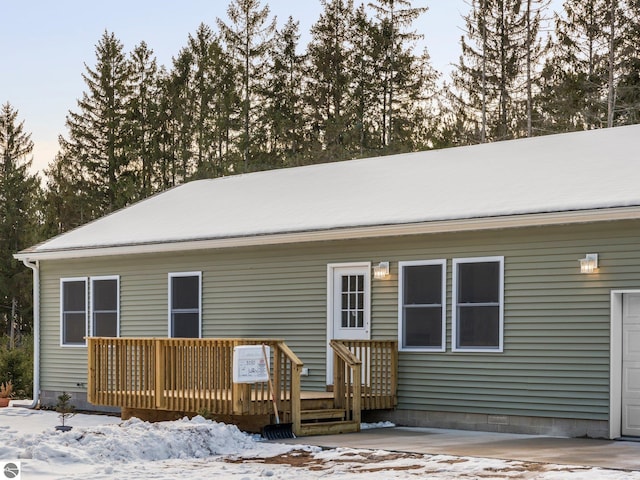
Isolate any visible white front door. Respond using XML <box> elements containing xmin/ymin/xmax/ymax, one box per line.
<box><xmin>622</xmin><ymin>293</ymin><xmax>640</xmax><ymax>436</ymax></box>
<box><xmin>327</xmin><ymin>263</ymin><xmax>371</xmax><ymax>384</ymax></box>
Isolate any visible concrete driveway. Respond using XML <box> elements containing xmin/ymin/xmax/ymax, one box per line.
<box><xmin>280</xmin><ymin>427</ymin><xmax>640</xmax><ymax>471</ymax></box>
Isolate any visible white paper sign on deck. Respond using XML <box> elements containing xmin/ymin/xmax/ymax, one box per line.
<box><xmin>232</xmin><ymin>345</ymin><xmax>269</xmax><ymax>383</ymax></box>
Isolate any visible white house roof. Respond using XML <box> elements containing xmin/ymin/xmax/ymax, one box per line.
<box><xmin>18</xmin><ymin>125</ymin><xmax>640</xmax><ymax>260</ymax></box>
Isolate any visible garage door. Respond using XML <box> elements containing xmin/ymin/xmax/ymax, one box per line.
<box><xmin>622</xmin><ymin>293</ymin><xmax>640</xmax><ymax>436</ymax></box>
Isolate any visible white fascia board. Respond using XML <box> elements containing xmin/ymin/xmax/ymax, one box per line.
<box><xmin>14</xmin><ymin>206</ymin><xmax>640</xmax><ymax>262</ymax></box>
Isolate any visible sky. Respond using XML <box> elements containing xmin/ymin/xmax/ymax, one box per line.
<box><xmin>0</xmin><ymin>1</ymin><xmax>559</xmax><ymax>175</ymax></box>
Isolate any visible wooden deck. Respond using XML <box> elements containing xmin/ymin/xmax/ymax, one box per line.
<box><xmin>87</xmin><ymin>337</ymin><xmax>397</xmax><ymax>436</ymax></box>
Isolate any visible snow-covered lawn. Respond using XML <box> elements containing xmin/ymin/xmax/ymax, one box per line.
<box><xmin>2</xmin><ymin>405</ymin><xmax>639</xmax><ymax>479</ymax></box>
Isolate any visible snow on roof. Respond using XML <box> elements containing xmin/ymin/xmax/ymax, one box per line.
<box><xmin>28</xmin><ymin>125</ymin><xmax>640</xmax><ymax>255</ymax></box>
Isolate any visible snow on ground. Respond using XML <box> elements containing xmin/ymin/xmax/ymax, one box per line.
<box><xmin>1</xmin><ymin>405</ymin><xmax>639</xmax><ymax>480</ymax></box>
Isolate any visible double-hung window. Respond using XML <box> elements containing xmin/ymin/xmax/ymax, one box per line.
<box><xmin>169</xmin><ymin>272</ymin><xmax>202</xmax><ymax>338</ymax></box>
<box><xmin>398</xmin><ymin>260</ymin><xmax>446</xmax><ymax>351</ymax></box>
<box><xmin>452</xmin><ymin>256</ymin><xmax>504</xmax><ymax>352</ymax></box>
<box><xmin>90</xmin><ymin>276</ymin><xmax>119</xmax><ymax>337</ymax></box>
<box><xmin>60</xmin><ymin>278</ymin><xmax>88</xmax><ymax>346</ymax></box>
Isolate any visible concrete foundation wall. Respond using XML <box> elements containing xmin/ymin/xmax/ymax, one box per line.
<box><xmin>40</xmin><ymin>390</ymin><xmax>120</xmax><ymax>415</ymax></box>
<box><xmin>363</xmin><ymin>409</ymin><xmax>609</xmax><ymax>439</ymax></box>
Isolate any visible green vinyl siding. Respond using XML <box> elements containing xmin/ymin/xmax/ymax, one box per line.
<box><xmin>38</xmin><ymin>219</ymin><xmax>640</xmax><ymax>420</ymax></box>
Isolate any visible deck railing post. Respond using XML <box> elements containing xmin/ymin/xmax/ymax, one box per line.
<box><xmin>154</xmin><ymin>339</ymin><xmax>166</xmax><ymax>409</ymax></box>
<box><xmin>87</xmin><ymin>338</ymin><xmax>96</xmax><ymax>404</ymax></box>
<box><xmin>273</xmin><ymin>342</ymin><xmax>282</xmax><ymax>411</ymax></box>
<box><xmin>352</xmin><ymin>358</ymin><xmax>361</xmax><ymax>425</ymax></box>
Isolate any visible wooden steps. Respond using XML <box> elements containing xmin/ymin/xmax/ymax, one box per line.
<box><xmin>300</xmin><ymin>408</ymin><xmax>346</xmax><ymax>421</ymax></box>
<box><xmin>298</xmin><ymin>420</ymin><xmax>360</xmax><ymax>436</ymax></box>
<box><xmin>296</xmin><ymin>395</ymin><xmax>357</xmax><ymax>436</ymax></box>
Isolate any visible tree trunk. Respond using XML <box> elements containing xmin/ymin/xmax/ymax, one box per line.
<box><xmin>607</xmin><ymin>0</ymin><xmax>616</xmax><ymax>128</ymax></box>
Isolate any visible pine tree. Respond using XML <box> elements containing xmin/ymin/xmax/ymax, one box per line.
<box><xmin>264</xmin><ymin>16</ymin><xmax>306</xmax><ymax>166</ymax></box>
<box><xmin>126</xmin><ymin>41</ymin><xmax>161</xmax><ymax>199</ymax></box>
<box><xmin>368</xmin><ymin>0</ymin><xmax>428</xmax><ymax>150</ymax></box>
<box><xmin>538</xmin><ymin>0</ymin><xmax>611</xmax><ymax>131</ymax></box>
<box><xmin>43</xmin><ymin>149</ymin><xmax>89</xmax><ymax>234</ymax></box>
<box><xmin>0</xmin><ymin>103</ymin><xmax>41</xmax><ymax>337</ymax></box>
<box><xmin>60</xmin><ymin>31</ymin><xmax>133</xmax><ymax>219</ymax></box>
<box><xmin>217</xmin><ymin>0</ymin><xmax>276</xmax><ymax>172</ymax></box>
<box><xmin>305</xmin><ymin>0</ymin><xmax>355</xmax><ymax>162</ymax></box>
<box><xmin>452</xmin><ymin>0</ymin><xmax>535</xmax><ymax>142</ymax></box>
<box><xmin>614</xmin><ymin>0</ymin><xmax>640</xmax><ymax>125</ymax></box>
<box><xmin>522</xmin><ymin>0</ymin><xmax>551</xmax><ymax>136</ymax></box>
<box><xmin>160</xmin><ymin>48</ymin><xmax>196</xmax><ymax>186</ymax></box>
<box><xmin>349</xmin><ymin>4</ymin><xmax>379</xmax><ymax>156</ymax></box>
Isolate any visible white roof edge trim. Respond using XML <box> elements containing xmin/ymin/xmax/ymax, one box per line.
<box><xmin>14</xmin><ymin>206</ymin><xmax>640</xmax><ymax>262</ymax></box>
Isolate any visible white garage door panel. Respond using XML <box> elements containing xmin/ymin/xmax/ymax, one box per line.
<box><xmin>625</xmin><ymin>406</ymin><xmax>640</xmax><ymax>429</ymax></box>
<box><xmin>625</xmin><ymin>331</ymin><xmax>640</xmax><ymax>355</ymax></box>
<box><xmin>625</xmin><ymin>366</ymin><xmax>640</xmax><ymax>392</ymax></box>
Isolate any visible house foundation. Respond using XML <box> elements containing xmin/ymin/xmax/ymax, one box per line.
<box><xmin>363</xmin><ymin>409</ymin><xmax>609</xmax><ymax>439</ymax></box>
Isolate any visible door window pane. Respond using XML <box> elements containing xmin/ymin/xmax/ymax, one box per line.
<box><xmin>340</xmin><ymin>274</ymin><xmax>365</xmax><ymax>330</ymax></box>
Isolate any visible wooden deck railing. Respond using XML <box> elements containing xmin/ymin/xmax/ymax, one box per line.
<box><xmin>87</xmin><ymin>337</ymin><xmax>302</xmax><ymax>427</ymax></box>
<box><xmin>88</xmin><ymin>337</ymin><xmax>397</xmax><ymax>436</ymax></box>
<box><xmin>331</xmin><ymin>340</ymin><xmax>398</xmax><ymax>410</ymax></box>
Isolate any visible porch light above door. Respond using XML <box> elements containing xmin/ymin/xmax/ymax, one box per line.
<box><xmin>373</xmin><ymin>261</ymin><xmax>390</xmax><ymax>279</ymax></box>
<box><xmin>579</xmin><ymin>253</ymin><xmax>598</xmax><ymax>274</ymax></box>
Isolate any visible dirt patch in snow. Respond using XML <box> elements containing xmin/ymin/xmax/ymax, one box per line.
<box><xmin>230</xmin><ymin>448</ymin><xmax>429</xmax><ymax>473</ymax></box>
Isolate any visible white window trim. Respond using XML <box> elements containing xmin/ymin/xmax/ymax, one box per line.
<box><xmin>60</xmin><ymin>277</ymin><xmax>88</xmax><ymax>348</ymax></box>
<box><xmin>168</xmin><ymin>271</ymin><xmax>202</xmax><ymax>338</ymax></box>
<box><xmin>398</xmin><ymin>259</ymin><xmax>447</xmax><ymax>352</ymax></box>
<box><xmin>452</xmin><ymin>256</ymin><xmax>504</xmax><ymax>353</ymax></box>
<box><xmin>89</xmin><ymin>275</ymin><xmax>120</xmax><ymax>338</ymax></box>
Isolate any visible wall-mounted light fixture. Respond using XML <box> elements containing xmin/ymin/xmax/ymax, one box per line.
<box><xmin>579</xmin><ymin>253</ymin><xmax>598</xmax><ymax>274</ymax></box>
<box><xmin>373</xmin><ymin>261</ymin><xmax>390</xmax><ymax>279</ymax></box>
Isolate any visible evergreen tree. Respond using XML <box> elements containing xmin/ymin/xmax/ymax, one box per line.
<box><xmin>368</xmin><ymin>0</ymin><xmax>428</xmax><ymax>150</ymax></box>
<box><xmin>349</xmin><ymin>5</ymin><xmax>379</xmax><ymax>156</ymax></box>
<box><xmin>187</xmin><ymin>24</ymin><xmax>240</xmax><ymax>178</ymax></box>
<box><xmin>522</xmin><ymin>0</ymin><xmax>551</xmax><ymax>136</ymax></box>
<box><xmin>60</xmin><ymin>31</ymin><xmax>133</xmax><ymax>219</ymax></box>
<box><xmin>217</xmin><ymin>0</ymin><xmax>276</xmax><ymax>172</ymax></box>
<box><xmin>538</xmin><ymin>0</ymin><xmax>611</xmax><ymax>131</ymax></box>
<box><xmin>0</xmin><ymin>103</ymin><xmax>41</xmax><ymax>336</ymax></box>
<box><xmin>42</xmin><ymin>149</ymin><xmax>89</xmax><ymax>235</ymax></box>
<box><xmin>305</xmin><ymin>0</ymin><xmax>355</xmax><ymax>162</ymax></box>
<box><xmin>614</xmin><ymin>0</ymin><xmax>640</xmax><ymax>125</ymax></box>
<box><xmin>126</xmin><ymin>41</ymin><xmax>161</xmax><ymax>199</ymax></box>
<box><xmin>160</xmin><ymin>48</ymin><xmax>196</xmax><ymax>186</ymax></box>
<box><xmin>264</xmin><ymin>17</ymin><xmax>306</xmax><ymax>166</ymax></box>
<box><xmin>452</xmin><ymin>0</ymin><xmax>534</xmax><ymax>143</ymax></box>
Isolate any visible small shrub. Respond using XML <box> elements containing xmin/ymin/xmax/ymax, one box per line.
<box><xmin>0</xmin><ymin>335</ymin><xmax>33</xmax><ymax>398</ymax></box>
<box><xmin>196</xmin><ymin>407</ymin><xmax>214</xmax><ymax>420</ymax></box>
<box><xmin>56</xmin><ymin>392</ymin><xmax>76</xmax><ymax>427</ymax></box>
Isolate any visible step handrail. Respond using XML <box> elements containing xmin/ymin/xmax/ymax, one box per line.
<box><xmin>274</xmin><ymin>340</ymin><xmax>303</xmax><ymax>435</ymax></box>
<box><xmin>330</xmin><ymin>340</ymin><xmax>362</xmax><ymax>426</ymax></box>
